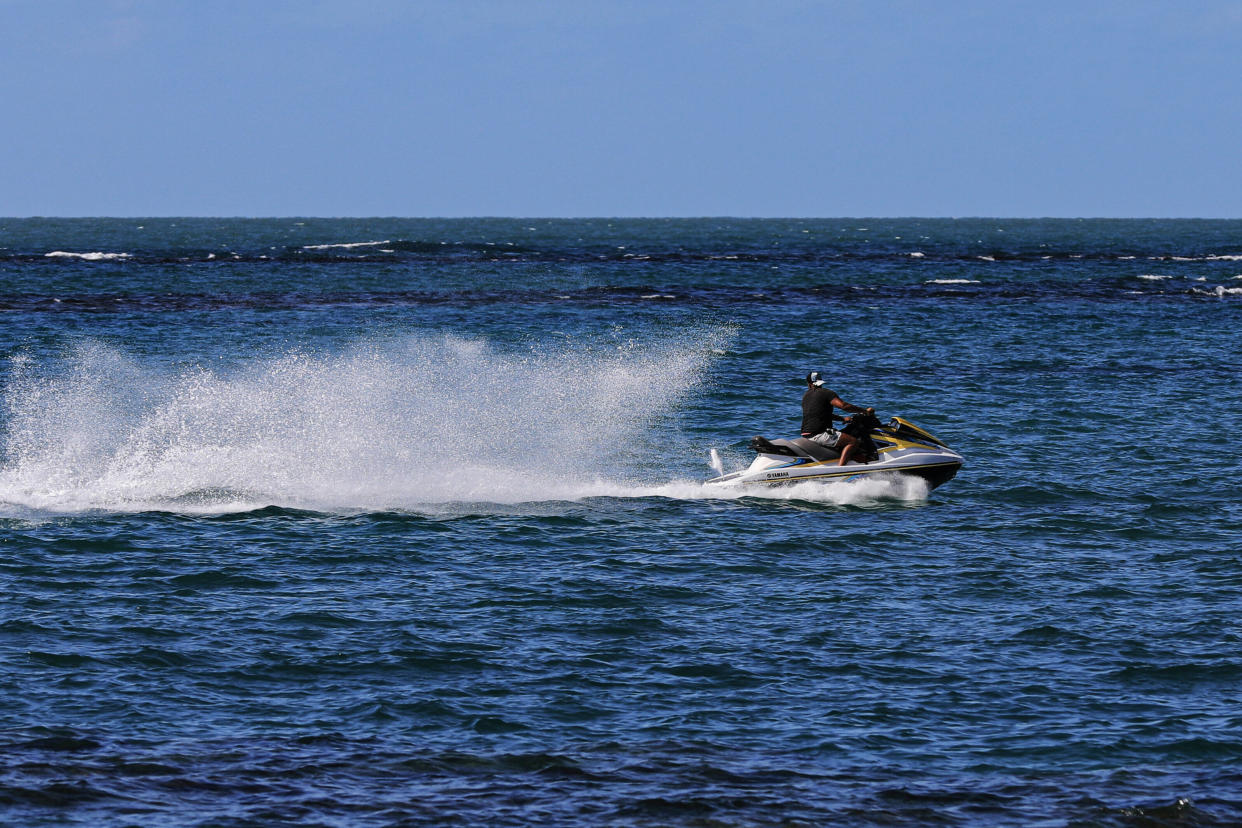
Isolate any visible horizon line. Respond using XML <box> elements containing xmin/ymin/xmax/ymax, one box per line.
<box><xmin>4</xmin><ymin>215</ymin><xmax>1242</xmax><ymax>221</ymax></box>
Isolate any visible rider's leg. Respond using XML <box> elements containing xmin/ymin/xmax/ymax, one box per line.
<box><xmin>836</xmin><ymin>434</ymin><xmax>857</xmax><ymax>466</ymax></box>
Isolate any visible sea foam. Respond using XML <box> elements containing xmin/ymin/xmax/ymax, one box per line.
<box><xmin>301</xmin><ymin>240</ymin><xmax>392</xmax><ymax>250</ymax></box>
<box><xmin>45</xmin><ymin>251</ymin><xmax>132</xmax><ymax>261</ymax></box>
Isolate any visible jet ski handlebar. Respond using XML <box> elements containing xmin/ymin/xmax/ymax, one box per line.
<box><xmin>832</xmin><ymin>406</ymin><xmax>875</xmax><ymax>422</ymax></box>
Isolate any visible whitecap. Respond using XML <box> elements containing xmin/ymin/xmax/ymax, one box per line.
<box><xmin>1190</xmin><ymin>285</ymin><xmax>1242</xmax><ymax>297</ymax></box>
<box><xmin>1138</xmin><ymin>274</ymin><xmax>1172</xmax><ymax>280</ymax></box>
<box><xmin>925</xmin><ymin>279</ymin><xmax>980</xmax><ymax>285</ymax></box>
<box><xmin>45</xmin><ymin>251</ymin><xmax>132</xmax><ymax>261</ymax></box>
<box><xmin>302</xmin><ymin>240</ymin><xmax>392</xmax><ymax>250</ymax></box>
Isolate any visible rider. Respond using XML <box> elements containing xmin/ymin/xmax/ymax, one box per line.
<box><xmin>801</xmin><ymin>371</ymin><xmax>873</xmax><ymax>466</ymax></box>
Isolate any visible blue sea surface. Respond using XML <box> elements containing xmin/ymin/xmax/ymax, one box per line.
<box><xmin>1</xmin><ymin>218</ymin><xmax>1240</xmax><ymax>826</ymax></box>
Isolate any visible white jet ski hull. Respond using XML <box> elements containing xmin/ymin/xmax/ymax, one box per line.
<box><xmin>705</xmin><ymin>417</ymin><xmax>963</xmax><ymax>490</ymax></box>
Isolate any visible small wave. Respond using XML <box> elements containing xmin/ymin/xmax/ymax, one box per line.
<box><xmin>1157</xmin><ymin>254</ymin><xmax>1242</xmax><ymax>264</ymax></box>
<box><xmin>301</xmin><ymin>240</ymin><xmax>392</xmax><ymax>251</ymax></box>
<box><xmin>1195</xmin><ymin>285</ymin><xmax>1242</xmax><ymax>297</ymax></box>
<box><xmin>1162</xmin><ymin>254</ymin><xmax>1242</xmax><ymax>262</ymax></box>
<box><xmin>1138</xmin><ymin>274</ymin><xmax>1173</xmax><ymax>281</ymax></box>
<box><xmin>44</xmin><ymin>251</ymin><xmax>132</xmax><ymax>261</ymax></box>
<box><xmin>925</xmin><ymin>279</ymin><xmax>980</xmax><ymax>285</ymax></box>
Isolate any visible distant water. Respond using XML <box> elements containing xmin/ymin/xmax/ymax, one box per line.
<box><xmin>2</xmin><ymin>218</ymin><xmax>1240</xmax><ymax>826</ymax></box>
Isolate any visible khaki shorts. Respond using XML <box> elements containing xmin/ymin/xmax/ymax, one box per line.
<box><xmin>804</xmin><ymin>429</ymin><xmax>842</xmax><ymax>448</ymax></box>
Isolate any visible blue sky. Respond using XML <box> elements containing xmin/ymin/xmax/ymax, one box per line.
<box><xmin>3</xmin><ymin>0</ymin><xmax>1240</xmax><ymax>217</ymax></box>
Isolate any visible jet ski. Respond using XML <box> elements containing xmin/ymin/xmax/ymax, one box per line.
<box><xmin>705</xmin><ymin>411</ymin><xmax>963</xmax><ymax>490</ymax></box>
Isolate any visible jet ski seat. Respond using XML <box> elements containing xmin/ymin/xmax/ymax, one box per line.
<box><xmin>788</xmin><ymin>437</ymin><xmax>842</xmax><ymax>463</ymax></box>
<box><xmin>750</xmin><ymin>435</ymin><xmax>841</xmax><ymax>463</ymax></box>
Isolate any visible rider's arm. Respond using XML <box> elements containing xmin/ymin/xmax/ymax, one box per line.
<box><xmin>831</xmin><ymin>397</ymin><xmax>870</xmax><ymax>414</ymax></box>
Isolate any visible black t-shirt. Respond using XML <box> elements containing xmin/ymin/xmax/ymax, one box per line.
<box><xmin>801</xmin><ymin>386</ymin><xmax>838</xmax><ymax>435</ymax></box>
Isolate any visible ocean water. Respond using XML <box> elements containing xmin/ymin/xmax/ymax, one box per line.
<box><xmin>1</xmin><ymin>218</ymin><xmax>1240</xmax><ymax>826</ymax></box>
